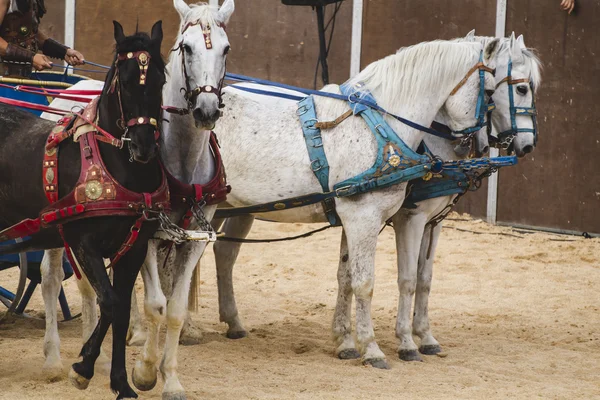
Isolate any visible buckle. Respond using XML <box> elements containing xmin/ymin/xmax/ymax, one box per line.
<box><xmin>335</xmin><ymin>185</ymin><xmax>354</xmax><ymax>197</ymax></box>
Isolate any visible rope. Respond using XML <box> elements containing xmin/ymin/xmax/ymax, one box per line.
<box><xmin>217</xmin><ymin>225</ymin><xmax>333</xmax><ymax>243</ymax></box>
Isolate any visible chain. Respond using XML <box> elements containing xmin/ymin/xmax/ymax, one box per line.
<box><xmin>191</xmin><ymin>199</ymin><xmax>214</xmax><ymax>233</ymax></box>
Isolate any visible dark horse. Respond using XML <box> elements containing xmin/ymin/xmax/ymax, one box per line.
<box><xmin>0</xmin><ymin>21</ymin><xmax>166</xmax><ymax>399</ymax></box>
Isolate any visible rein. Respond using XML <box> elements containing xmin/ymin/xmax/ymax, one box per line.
<box><xmin>224</xmin><ymin>51</ymin><xmax>496</xmax><ymax>142</ymax></box>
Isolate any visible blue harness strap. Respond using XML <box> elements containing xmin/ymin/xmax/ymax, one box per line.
<box><xmin>297</xmin><ymin>96</ymin><xmax>340</xmax><ymax>225</ymax></box>
<box><xmin>332</xmin><ymin>83</ymin><xmax>434</xmax><ymax>197</ymax></box>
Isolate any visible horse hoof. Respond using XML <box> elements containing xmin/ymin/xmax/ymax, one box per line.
<box><xmin>162</xmin><ymin>391</ymin><xmax>187</xmax><ymax>400</ymax></box>
<box><xmin>338</xmin><ymin>349</ymin><xmax>361</xmax><ymax>360</ymax></box>
<box><xmin>398</xmin><ymin>349</ymin><xmax>423</xmax><ymax>362</ymax></box>
<box><xmin>42</xmin><ymin>363</ymin><xmax>64</xmax><ymax>382</ymax></box>
<box><xmin>68</xmin><ymin>367</ymin><xmax>90</xmax><ymax>390</ymax></box>
<box><xmin>226</xmin><ymin>330</ymin><xmax>248</xmax><ymax>340</ymax></box>
<box><xmin>363</xmin><ymin>358</ymin><xmax>390</xmax><ymax>369</ymax></box>
<box><xmin>419</xmin><ymin>344</ymin><xmax>442</xmax><ymax>355</ymax></box>
<box><xmin>132</xmin><ymin>365</ymin><xmax>157</xmax><ymax>392</ymax></box>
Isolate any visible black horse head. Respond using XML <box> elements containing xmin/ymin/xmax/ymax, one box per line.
<box><xmin>103</xmin><ymin>21</ymin><xmax>166</xmax><ymax>163</ymax></box>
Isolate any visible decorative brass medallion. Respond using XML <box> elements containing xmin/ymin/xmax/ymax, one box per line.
<box><xmin>85</xmin><ymin>180</ymin><xmax>103</xmax><ymax>200</ymax></box>
<box><xmin>138</xmin><ymin>52</ymin><xmax>148</xmax><ymax>65</ymax></box>
<box><xmin>422</xmin><ymin>172</ymin><xmax>433</xmax><ymax>181</ymax></box>
<box><xmin>45</xmin><ymin>147</ymin><xmax>57</xmax><ymax>157</ymax></box>
<box><xmin>127</xmin><ymin>52</ymin><xmax>134</xmax><ymax>59</ymax></box>
<box><xmin>274</xmin><ymin>203</ymin><xmax>286</xmax><ymax>210</ymax></box>
<box><xmin>138</xmin><ymin>117</ymin><xmax>144</xmax><ymax>124</ymax></box>
<box><xmin>19</xmin><ymin>26</ymin><xmax>29</xmax><ymax>36</ymax></box>
<box><xmin>388</xmin><ymin>155</ymin><xmax>401</xmax><ymax>167</ymax></box>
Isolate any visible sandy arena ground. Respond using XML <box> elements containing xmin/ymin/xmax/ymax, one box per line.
<box><xmin>0</xmin><ymin>215</ymin><xmax>599</xmax><ymax>399</ymax></box>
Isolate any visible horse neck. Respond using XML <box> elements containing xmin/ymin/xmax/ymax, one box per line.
<box><xmin>96</xmin><ymin>93</ymin><xmax>162</xmax><ymax>191</ymax></box>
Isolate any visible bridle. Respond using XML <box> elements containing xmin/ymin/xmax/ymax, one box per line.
<box><xmin>431</xmin><ymin>51</ymin><xmax>496</xmax><ymax>142</ymax></box>
<box><xmin>448</xmin><ymin>51</ymin><xmax>497</xmax><ymax>137</ymax></box>
<box><xmin>489</xmin><ymin>57</ymin><xmax>538</xmax><ymax>149</ymax></box>
<box><xmin>108</xmin><ymin>50</ymin><xmax>162</xmax><ymax>156</ymax></box>
<box><xmin>175</xmin><ymin>20</ymin><xmax>226</xmax><ymax>112</ymax></box>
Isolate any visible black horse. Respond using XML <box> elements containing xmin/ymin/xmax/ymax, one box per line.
<box><xmin>0</xmin><ymin>21</ymin><xmax>165</xmax><ymax>399</ymax></box>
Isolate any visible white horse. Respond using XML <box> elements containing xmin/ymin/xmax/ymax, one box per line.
<box><xmin>390</xmin><ymin>31</ymin><xmax>543</xmax><ymax>362</ymax></box>
<box><xmin>203</xmin><ymin>38</ymin><xmax>501</xmax><ymax>369</ymax></box>
<box><xmin>130</xmin><ymin>1</ymin><xmax>234</xmax><ymax>400</ymax></box>
<box><xmin>208</xmin><ymin>31</ymin><xmax>541</xmax><ymax>366</ymax></box>
<box><xmin>36</xmin><ymin>1</ymin><xmax>233</xmax><ymax>388</ymax></box>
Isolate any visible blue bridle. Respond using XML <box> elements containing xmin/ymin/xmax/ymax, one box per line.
<box><xmin>444</xmin><ymin>51</ymin><xmax>497</xmax><ymax>137</ymax></box>
<box><xmin>490</xmin><ymin>57</ymin><xmax>538</xmax><ymax>149</ymax></box>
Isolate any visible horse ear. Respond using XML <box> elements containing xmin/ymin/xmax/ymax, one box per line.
<box><xmin>509</xmin><ymin>32</ymin><xmax>523</xmax><ymax>61</ymax></box>
<box><xmin>173</xmin><ymin>0</ymin><xmax>190</xmax><ymax>20</ymax></box>
<box><xmin>113</xmin><ymin>21</ymin><xmax>126</xmax><ymax>44</ymax></box>
<box><xmin>218</xmin><ymin>0</ymin><xmax>235</xmax><ymax>25</ymax></box>
<box><xmin>465</xmin><ymin>29</ymin><xmax>476</xmax><ymax>41</ymax></box>
<box><xmin>483</xmin><ymin>37</ymin><xmax>500</xmax><ymax>63</ymax></box>
<box><xmin>516</xmin><ymin>34</ymin><xmax>526</xmax><ymax>50</ymax></box>
<box><xmin>151</xmin><ymin>20</ymin><xmax>163</xmax><ymax>47</ymax></box>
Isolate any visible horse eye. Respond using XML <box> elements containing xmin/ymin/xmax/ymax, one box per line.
<box><xmin>516</xmin><ymin>85</ymin><xmax>528</xmax><ymax>95</ymax></box>
<box><xmin>183</xmin><ymin>44</ymin><xmax>192</xmax><ymax>54</ymax></box>
<box><xmin>224</xmin><ymin>45</ymin><xmax>231</xmax><ymax>56</ymax></box>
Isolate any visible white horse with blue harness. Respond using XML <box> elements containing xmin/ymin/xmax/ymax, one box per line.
<box><xmin>205</xmin><ymin>38</ymin><xmax>501</xmax><ymax>368</ymax></box>
<box><xmin>205</xmin><ymin>34</ymin><xmax>540</xmax><ymax>368</ymax></box>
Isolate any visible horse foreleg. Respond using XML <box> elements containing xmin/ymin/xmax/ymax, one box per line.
<box><xmin>392</xmin><ymin>211</ymin><xmax>428</xmax><ymax>362</ymax></box>
<box><xmin>343</xmin><ymin>216</ymin><xmax>388</xmax><ymax>369</ymax></box>
<box><xmin>413</xmin><ymin>222</ymin><xmax>443</xmax><ymax>355</ymax></box>
<box><xmin>69</xmin><ymin>248</ymin><xmax>116</xmax><ymax>391</ymax></box>
<box><xmin>110</xmin><ymin>248</ymin><xmax>147</xmax><ymax>400</ymax></box>
<box><xmin>160</xmin><ymin>243</ymin><xmax>204</xmax><ymax>400</ymax></box>
<box><xmin>132</xmin><ymin>242</ymin><xmax>165</xmax><ymax>392</ymax></box>
<box><xmin>127</xmin><ymin>283</ymin><xmax>147</xmax><ymax>346</ymax></box>
<box><xmin>213</xmin><ymin>215</ymin><xmax>254</xmax><ymax>339</ymax></box>
<box><xmin>76</xmin><ymin>268</ymin><xmax>110</xmax><ymax>375</ymax></box>
<box><xmin>332</xmin><ymin>230</ymin><xmax>360</xmax><ymax>360</ymax></box>
<box><xmin>41</xmin><ymin>248</ymin><xmax>65</xmax><ymax>381</ymax></box>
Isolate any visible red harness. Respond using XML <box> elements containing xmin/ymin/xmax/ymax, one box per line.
<box><xmin>0</xmin><ymin>105</ymin><xmax>231</xmax><ymax>278</ymax></box>
<box><xmin>0</xmin><ymin>99</ymin><xmax>171</xmax><ymax>278</ymax></box>
<box><xmin>164</xmin><ymin>132</ymin><xmax>230</xmax><ymax>230</ymax></box>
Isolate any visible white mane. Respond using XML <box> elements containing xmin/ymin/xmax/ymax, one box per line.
<box><xmin>347</xmin><ymin>40</ymin><xmax>481</xmax><ymax>111</ymax></box>
<box><xmin>468</xmin><ymin>36</ymin><xmax>543</xmax><ymax>91</ymax></box>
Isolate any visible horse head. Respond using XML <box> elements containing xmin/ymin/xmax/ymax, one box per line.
<box><xmin>173</xmin><ymin>0</ymin><xmax>234</xmax><ymax>129</ymax></box>
<box><xmin>438</xmin><ymin>40</ymin><xmax>499</xmax><ymax>138</ymax></box>
<box><xmin>464</xmin><ymin>30</ymin><xmax>542</xmax><ymax>158</ymax></box>
<box><xmin>107</xmin><ymin>20</ymin><xmax>166</xmax><ymax>163</ymax></box>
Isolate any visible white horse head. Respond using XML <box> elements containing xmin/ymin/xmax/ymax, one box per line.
<box><xmin>464</xmin><ymin>30</ymin><xmax>542</xmax><ymax>157</ymax></box>
<box><xmin>171</xmin><ymin>0</ymin><xmax>234</xmax><ymax>128</ymax></box>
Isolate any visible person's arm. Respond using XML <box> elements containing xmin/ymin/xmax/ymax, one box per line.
<box><xmin>36</xmin><ymin>30</ymin><xmax>85</xmax><ymax>66</ymax></box>
<box><xmin>0</xmin><ymin>0</ymin><xmax>51</xmax><ymax>70</ymax></box>
<box><xmin>560</xmin><ymin>0</ymin><xmax>575</xmax><ymax>14</ymax></box>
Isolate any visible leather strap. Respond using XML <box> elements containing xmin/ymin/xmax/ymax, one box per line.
<box><xmin>4</xmin><ymin>43</ymin><xmax>34</xmax><ymax>63</ymax></box>
<box><xmin>450</xmin><ymin>62</ymin><xmax>496</xmax><ymax>96</ymax></box>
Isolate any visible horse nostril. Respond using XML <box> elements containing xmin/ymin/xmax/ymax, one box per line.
<box><xmin>522</xmin><ymin>145</ymin><xmax>534</xmax><ymax>154</ymax></box>
<box><xmin>482</xmin><ymin>145</ymin><xmax>490</xmax><ymax>155</ymax></box>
